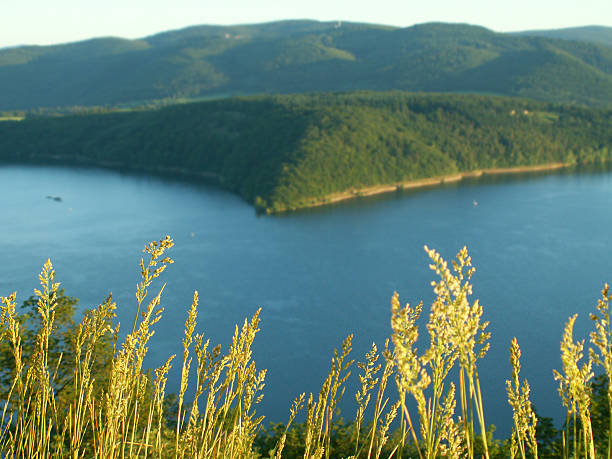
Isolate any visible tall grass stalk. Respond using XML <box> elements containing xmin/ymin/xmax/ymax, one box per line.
<box><xmin>506</xmin><ymin>337</ymin><xmax>538</xmax><ymax>459</ymax></box>
<box><xmin>426</xmin><ymin>246</ymin><xmax>490</xmax><ymax>459</ymax></box>
<box><xmin>390</xmin><ymin>292</ymin><xmax>426</xmax><ymax>458</ymax></box>
<box><xmin>391</xmin><ymin>247</ymin><xmax>485</xmax><ymax>459</ymax></box>
<box><xmin>353</xmin><ymin>342</ymin><xmax>381</xmax><ymax>457</ymax></box>
<box><xmin>390</xmin><ymin>246</ymin><xmax>488</xmax><ymax>458</ymax></box>
<box><xmin>554</xmin><ymin>314</ymin><xmax>596</xmax><ymax>459</ymax></box>
<box><xmin>272</xmin><ymin>392</ymin><xmax>305</xmax><ymax>458</ymax></box>
<box><xmin>301</xmin><ymin>334</ymin><xmax>353</xmax><ymax>458</ymax></box>
<box><xmin>589</xmin><ymin>283</ymin><xmax>612</xmax><ymax>459</ymax></box>
<box><xmin>0</xmin><ymin>260</ymin><xmax>62</xmax><ymax>457</ymax></box>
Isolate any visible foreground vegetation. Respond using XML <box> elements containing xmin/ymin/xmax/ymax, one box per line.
<box><xmin>1</xmin><ymin>236</ymin><xmax>610</xmax><ymax>457</ymax></box>
<box><xmin>1</xmin><ymin>92</ymin><xmax>611</xmax><ymax>213</ymax></box>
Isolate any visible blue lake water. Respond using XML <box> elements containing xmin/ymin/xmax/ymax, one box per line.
<box><xmin>1</xmin><ymin>164</ymin><xmax>611</xmax><ymax>439</ymax></box>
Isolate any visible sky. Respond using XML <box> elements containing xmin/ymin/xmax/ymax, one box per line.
<box><xmin>2</xmin><ymin>0</ymin><xmax>612</xmax><ymax>48</ymax></box>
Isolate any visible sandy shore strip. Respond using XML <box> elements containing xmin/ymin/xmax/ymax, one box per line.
<box><xmin>284</xmin><ymin>162</ymin><xmax>568</xmax><ymax>212</ymax></box>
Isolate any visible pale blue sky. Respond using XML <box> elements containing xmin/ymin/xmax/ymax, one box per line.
<box><xmin>2</xmin><ymin>0</ymin><xmax>612</xmax><ymax>47</ymax></box>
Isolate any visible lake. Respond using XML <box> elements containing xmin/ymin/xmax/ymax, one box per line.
<box><xmin>1</xmin><ymin>163</ymin><xmax>611</xmax><ymax>439</ymax></box>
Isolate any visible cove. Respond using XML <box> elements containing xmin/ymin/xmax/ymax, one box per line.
<box><xmin>1</xmin><ymin>163</ymin><xmax>611</xmax><ymax>438</ymax></box>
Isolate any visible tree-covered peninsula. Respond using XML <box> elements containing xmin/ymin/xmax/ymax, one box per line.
<box><xmin>1</xmin><ymin>91</ymin><xmax>611</xmax><ymax>213</ymax></box>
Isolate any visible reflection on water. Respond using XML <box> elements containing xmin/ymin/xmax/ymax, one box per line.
<box><xmin>1</xmin><ymin>163</ymin><xmax>611</xmax><ymax>438</ymax></box>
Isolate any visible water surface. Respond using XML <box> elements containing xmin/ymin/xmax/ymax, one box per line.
<box><xmin>1</xmin><ymin>164</ymin><xmax>611</xmax><ymax>438</ymax></box>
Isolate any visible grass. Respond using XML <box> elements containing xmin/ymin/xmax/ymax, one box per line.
<box><xmin>0</xmin><ymin>236</ymin><xmax>610</xmax><ymax>457</ymax></box>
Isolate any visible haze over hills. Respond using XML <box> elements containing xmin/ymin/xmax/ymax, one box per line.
<box><xmin>1</xmin><ymin>20</ymin><xmax>612</xmax><ymax>110</ymax></box>
<box><xmin>511</xmin><ymin>25</ymin><xmax>612</xmax><ymax>47</ymax></box>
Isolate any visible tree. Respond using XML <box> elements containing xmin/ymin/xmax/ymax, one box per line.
<box><xmin>0</xmin><ymin>288</ymin><xmax>114</xmax><ymax>414</ymax></box>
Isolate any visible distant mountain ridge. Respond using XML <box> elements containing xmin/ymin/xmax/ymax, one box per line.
<box><xmin>1</xmin><ymin>20</ymin><xmax>612</xmax><ymax>110</ymax></box>
<box><xmin>511</xmin><ymin>25</ymin><xmax>612</xmax><ymax>47</ymax></box>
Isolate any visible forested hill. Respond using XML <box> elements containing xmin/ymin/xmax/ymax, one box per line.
<box><xmin>2</xmin><ymin>21</ymin><xmax>612</xmax><ymax>110</ymax></box>
<box><xmin>1</xmin><ymin>92</ymin><xmax>611</xmax><ymax>213</ymax></box>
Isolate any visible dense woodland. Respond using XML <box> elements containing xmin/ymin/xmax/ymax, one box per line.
<box><xmin>1</xmin><ymin>21</ymin><xmax>612</xmax><ymax>110</ymax></box>
<box><xmin>1</xmin><ymin>91</ymin><xmax>611</xmax><ymax>213</ymax></box>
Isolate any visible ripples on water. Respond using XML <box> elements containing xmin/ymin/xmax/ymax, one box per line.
<box><xmin>1</xmin><ymin>163</ymin><xmax>611</xmax><ymax>438</ymax></box>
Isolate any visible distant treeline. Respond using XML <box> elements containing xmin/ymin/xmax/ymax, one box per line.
<box><xmin>1</xmin><ymin>91</ymin><xmax>611</xmax><ymax>212</ymax></box>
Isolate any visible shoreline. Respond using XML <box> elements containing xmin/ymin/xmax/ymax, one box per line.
<box><xmin>8</xmin><ymin>153</ymin><xmax>223</xmax><ymax>182</ymax></box>
<box><xmin>273</xmin><ymin>162</ymin><xmax>568</xmax><ymax>213</ymax></box>
<box><xmin>1</xmin><ymin>155</ymin><xmax>571</xmax><ymax>214</ymax></box>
